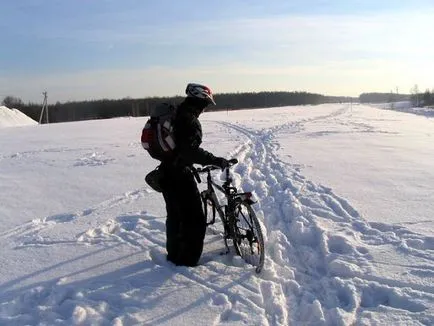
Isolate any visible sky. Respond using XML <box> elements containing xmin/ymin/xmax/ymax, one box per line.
<box><xmin>1</xmin><ymin>0</ymin><xmax>434</xmax><ymax>103</ymax></box>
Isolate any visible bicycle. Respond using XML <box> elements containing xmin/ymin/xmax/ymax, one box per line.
<box><xmin>194</xmin><ymin>159</ymin><xmax>265</xmax><ymax>273</ymax></box>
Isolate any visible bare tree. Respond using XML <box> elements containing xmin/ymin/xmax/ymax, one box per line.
<box><xmin>410</xmin><ymin>84</ymin><xmax>420</xmax><ymax>107</ymax></box>
<box><xmin>2</xmin><ymin>96</ymin><xmax>23</xmax><ymax>108</ymax></box>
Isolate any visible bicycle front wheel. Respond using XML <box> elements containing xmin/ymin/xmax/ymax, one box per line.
<box><xmin>232</xmin><ymin>202</ymin><xmax>265</xmax><ymax>273</ymax></box>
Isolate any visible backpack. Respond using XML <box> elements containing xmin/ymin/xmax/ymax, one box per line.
<box><xmin>141</xmin><ymin>103</ymin><xmax>177</xmax><ymax>161</ymax></box>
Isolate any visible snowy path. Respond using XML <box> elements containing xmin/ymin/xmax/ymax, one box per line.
<box><xmin>218</xmin><ymin>105</ymin><xmax>433</xmax><ymax>325</ymax></box>
<box><xmin>0</xmin><ymin>106</ymin><xmax>433</xmax><ymax>325</ymax></box>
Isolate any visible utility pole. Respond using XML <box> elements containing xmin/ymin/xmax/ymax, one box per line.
<box><xmin>39</xmin><ymin>91</ymin><xmax>49</xmax><ymax>124</ymax></box>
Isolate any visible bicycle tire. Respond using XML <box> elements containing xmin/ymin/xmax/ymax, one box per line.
<box><xmin>231</xmin><ymin>202</ymin><xmax>265</xmax><ymax>273</ymax></box>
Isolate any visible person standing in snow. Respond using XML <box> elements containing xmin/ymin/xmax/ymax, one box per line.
<box><xmin>159</xmin><ymin>83</ymin><xmax>229</xmax><ymax>266</ymax></box>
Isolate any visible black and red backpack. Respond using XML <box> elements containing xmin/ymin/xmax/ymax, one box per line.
<box><xmin>141</xmin><ymin>103</ymin><xmax>177</xmax><ymax>161</ymax></box>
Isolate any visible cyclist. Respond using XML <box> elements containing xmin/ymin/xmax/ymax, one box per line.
<box><xmin>159</xmin><ymin>83</ymin><xmax>229</xmax><ymax>266</ymax></box>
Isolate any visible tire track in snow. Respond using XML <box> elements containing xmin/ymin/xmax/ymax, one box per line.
<box><xmin>3</xmin><ymin>187</ymin><xmax>156</xmax><ymax>248</ymax></box>
<box><xmin>217</xmin><ymin>105</ymin><xmax>433</xmax><ymax>325</ymax></box>
<box><xmin>76</xmin><ymin>213</ymin><xmax>166</xmax><ymax>250</ymax></box>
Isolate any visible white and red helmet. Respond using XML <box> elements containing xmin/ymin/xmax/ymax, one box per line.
<box><xmin>185</xmin><ymin>83</ymin><xmax>216</xmax><ymax>105</ymax></box>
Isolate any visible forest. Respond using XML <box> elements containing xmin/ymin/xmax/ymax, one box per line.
<box><xmin>5</xmin><ymin>89</ymin><xmax>433</xmax><ymax>124</ymax></box>
<box><xmin>2</xmin><ymin>91</ymin><xmax>356</xmax><ymax>124</ymax></box>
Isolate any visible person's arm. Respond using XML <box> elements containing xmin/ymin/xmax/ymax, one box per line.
<box><xmin>175</xmin><ymin>115</ymin><xmax>222</xmax><ymax>166</ymax></box>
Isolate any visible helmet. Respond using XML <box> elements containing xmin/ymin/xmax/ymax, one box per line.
<box><xmin>185</xmin><ymin>83</ymin><xmax>216</xmax><ymax>105</ymax></box>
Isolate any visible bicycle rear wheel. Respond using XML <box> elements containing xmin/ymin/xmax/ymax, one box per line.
<box><xmin>231</xmin><ymin>202</ymin><xmax>265</xmax><ymax>273</ymax></box>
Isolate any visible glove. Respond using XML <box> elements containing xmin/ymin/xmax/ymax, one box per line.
<box><xmin>213</xmin><ymin>157</ymin><xmax>229</xmax><ymax>170</ymax></box>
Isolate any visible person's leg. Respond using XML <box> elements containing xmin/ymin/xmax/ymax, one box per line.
<box><xmin>160</xmin><ymin>166</ymin><xmax>183</xmax><ymax>264</ymax></box>
<box><xmin>175</xmin><ymin>171</ymin><xmax>207</xmax><ymax>266</ymax></box>
<box><xmin>162</xmin><ymin>191</ymin><xmax>181</xmax><ymax>263</ymax></box>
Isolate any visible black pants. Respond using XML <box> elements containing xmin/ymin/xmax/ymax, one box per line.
<box><xmin>160</xmin><ymin>164</ymin><xmax>206</xmax><ymax>266</ymax></box>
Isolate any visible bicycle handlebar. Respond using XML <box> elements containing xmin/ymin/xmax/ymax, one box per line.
<box><xmin>196</xmin><ymin>158</ymin><xmax>238</xmax><ymax>174</ymax></box>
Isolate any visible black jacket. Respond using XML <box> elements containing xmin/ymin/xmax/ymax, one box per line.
<box><xmin>171</xmin><ymin>100</ymin><xmax>217</xmax><ymax>167</ymax></box>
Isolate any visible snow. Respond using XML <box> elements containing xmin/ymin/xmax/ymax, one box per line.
<box><xmin>0</xmin><ymin>104</ymin><xmax>433</xmax><ymax>325</ymax></box>
<box><xmin>372</xmin><ymin>101</ymin><xmax>434</xmax><ymax>117</ymax></box>
<box><xmin>0</xmin><ymin>106</ymin><xmax>38</xmax><ymax>128</ymax></box>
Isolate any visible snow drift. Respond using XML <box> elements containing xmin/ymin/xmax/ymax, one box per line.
<box><xmin>0</xmin><ymin>105</ymin><xmax>38</xmax><ymax>128</ymax></box>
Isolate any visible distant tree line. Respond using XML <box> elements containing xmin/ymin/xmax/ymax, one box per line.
<box><xmin>418</xmin><ymin>90</ymin><xmax>434</xmax><ymax>107</ymax></box>
<box><xmin>2</xmin><ymin>91</ymin><xmax>356</xmax><ymax>124</ymax></box>
<box><xmin>359</xmin><ymin>87</ymin><xmax>434</xmax><ymax>108</ymax></box>
<box><xmin>359</xmin><ymin>92</ymin><xmax>410</xmax><ymax>103</ymax></box>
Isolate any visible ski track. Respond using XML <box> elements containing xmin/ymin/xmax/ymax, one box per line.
<box><xmin>1</xmin><ymin>105</ymin><xmax>433</xmax><ymax>325</ymax></box>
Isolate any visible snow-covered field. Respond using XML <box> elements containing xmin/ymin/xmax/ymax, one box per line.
<box><xmin>0</xmin><ymin>104</ymin><xmax>433</xmax><ymax>325</ymax></box>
